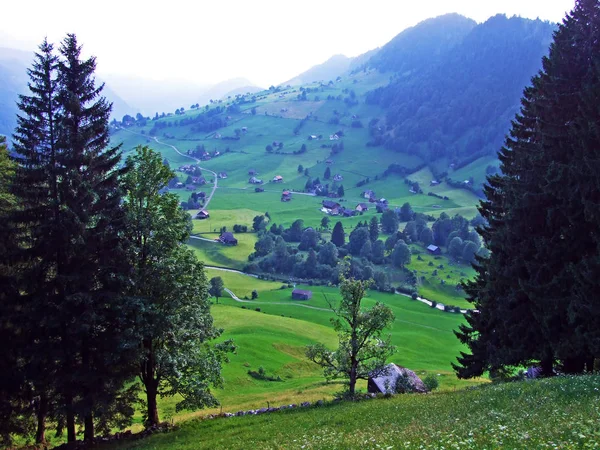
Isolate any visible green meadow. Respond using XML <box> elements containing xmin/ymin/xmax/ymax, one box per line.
<box><xmin>105</xmin><ymin>70</ymin><xmax>491</xmax><ymax>429</ymax></box>
<box><xmin>106</xmin><ymin>375</ymin><xmax>600</xmax><ymax>450</ymax></box>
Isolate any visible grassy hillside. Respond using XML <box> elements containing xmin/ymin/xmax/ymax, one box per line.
<box><xmin>106</xmin><ymin>375</ymin><xmax>600</xmax><ymax>449</ymax></box>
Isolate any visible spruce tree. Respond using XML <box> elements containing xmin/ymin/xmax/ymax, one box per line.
<box><xmin>331</xmin><ymin>221</ymin><xmax>345</xmax><ymax>247</ymax></box>
<box><xmin>455</xmin><ymin>0</ymin><xmax>600</xmax><ymax>378</ymax></box>
<box><xmin>10</xmin><ymin>35</ymin><xmax>138</xmax><ymax>444</ymax></box>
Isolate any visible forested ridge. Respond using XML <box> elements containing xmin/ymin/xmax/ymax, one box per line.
<box><xmin>366</xmin><ymin>15</ymin><xmax>556</xmax><ymax>171</ymax></box>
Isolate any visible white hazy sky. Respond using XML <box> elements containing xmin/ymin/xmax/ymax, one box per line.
<box><xmin>2</xmin><ymin>0</ymin><xmax>576</xmax><ymax>87</ymax></box>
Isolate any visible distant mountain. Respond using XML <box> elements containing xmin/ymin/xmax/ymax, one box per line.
<box><xmin>366</xmin><ymin>14</ymin><xmax>556</xmax><ymax>181</ymax></box>
<box><xmin>0</xmin><ymin>47</ymin><xmax>135</xmax><ymax>136</ymax></box>
<box><xmin>99</xmin><ymin>74</ymin><xmax>208</xmax><ymax>117</ymax></box>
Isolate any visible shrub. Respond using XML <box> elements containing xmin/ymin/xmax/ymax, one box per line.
<box><xmin>423</xmin><ymin>374</ymin><xmax>439</xmax><ymax>392</ymax></box>
<box><xmin>255</xmin><ymin>307</ymin><xmax>261</xmax><ymax>312</ymax></box>
<box><xmin>251</xmin><ymin>290</ymin><xmax>259</xmax><ymax>299</ymax></box>
<box><xmin>430</xmin><ymin>301</ymin><xmax>437</xmax><ymax>308</ymax></box>
<box><xmin>411</xmin><ymin>292</ymin><xmax>418</xmax><ymax>300</ymax></box>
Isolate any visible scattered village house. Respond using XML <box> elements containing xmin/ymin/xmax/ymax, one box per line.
<box><xmin>291</xmin><ymin>289</ymin><xmax>312</xmax><ymax>300</ymax></box>
<box><xmin>356</xmin><ymin>203</ymin><xmax>369</xmax><ymax>212</ymax></box>
<box><xmin>219</xmin><ymin>232</ymin><xmax>238</xmax><ymax>246</ymax></box>
<box><xmin>248</xmin><ymin>169</ymin><xmax>258</xmax><ymax>175</ymax></box>
<box><xmin>333</xmin><ymin>174</ymin><xmax>343</xmax><ymax>182</ymax></box>
<box><xmin>329</xmin><ymin>134</ymin><xmax>339</xmax><ymax>140</ymax></box>
<box><xmin>322</xmin><ymin>200</ymin><xmax>341</xmax><ymax>211</ymax></box>
<box><xmin>218</xmin><ymin>172</ymin><xmax>228</xmax><ymax>179</ymax></box>
<box><xmin>192</xmin><ymin>176</ymin><xmax>206</xmax><ymax>185</ymax></box>
<box><xmin>195</xmin><ymin>210</ymin><xmax>210</xmax><ymax>220</ymax></box>
<box><xmin>362</xmin><ymin>190</ymin><xmax>376</xmax><ymax>201</ymax></box>
<box><xmin>430</xmin><ymin>180</ymin><xmax>440</xmax><ymax>186</ymax></box>
<box><xmin>368</xmin><ymin>364</ymin><xmax>428</xmax><ymax>394</ymax></box>
<box><xmin>273</xmin><ymin>175</ymin><xmax>283</xmax><ymax>183</ymax></box>
<box><xmin>427</xmin><ymin>244</ymin><xmax>441</xmax><ymax>255</ymax></box>
<box><xmin>281</xmin><ymin>190</ymin><xmax>292</xmax><ymax>202</ymax></box>
<box><xmin>249</xmin><ymin>176</ymin><xmax>263</xmax><ymax>184</ymax></box>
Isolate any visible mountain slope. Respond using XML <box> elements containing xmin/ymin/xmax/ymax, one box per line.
<box><xmin>366</xmin><ymin>14</ymin><xmax>556</xmax><ymax>184</ymax></box>
<box><xmin>368</xmin><ymin>13</ymin><xmax>477</xmax><ymax>74</ymax></box>
<box><xmin>285</xmin><ymin>54</ymin><xmax>353</xmax><ymax>86</ymax></box>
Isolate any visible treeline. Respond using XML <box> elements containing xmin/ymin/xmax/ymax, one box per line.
<box><xmin>456</xmin><ymin>1</ymin><xmax>600</xmax><ymax>379</ymax></box>
<box><xmin>366</xmin><ymin>15</ymin><xmax>555</xmax><ymax>165</ymax></box>
<box><xmin>149</xmin><ymin>106</ymin><xmax>226</xmax><ymax>135</ymax></box>
<box><xmin>0</xmin><ymin>36</ymin><xmax>233</xmax><ymax>447</ymax></box>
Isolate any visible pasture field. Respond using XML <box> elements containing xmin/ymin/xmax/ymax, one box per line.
<box><xmin>104</xmin><ymin>71</ymin><xmax>490</xmax><ymax>430</ymax></box>
<box><xmin>107</xmin><ymin>375</ymin><xmax>600</xmax><ymax>450</ymax></box>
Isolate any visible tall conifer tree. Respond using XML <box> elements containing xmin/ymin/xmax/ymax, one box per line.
<box><xmin>455</xmin><ymin>0</ymin><xmax>600</xmax><ymax>378</ymax></box>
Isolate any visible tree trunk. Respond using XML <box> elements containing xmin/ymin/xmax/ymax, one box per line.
<box><xmin>562</xmin><ymin>356</ymin><xmax>585</xmax><ymax>374</ymax></box>
<box><xmin>84</xmin><ymin>414</ymin><xmax>94</xmax><ymax>442</ymax></box>
<box><xmin>146</xmin><ymin>380</ymin><xmax>160</xmax><ymax>427</ymax></box>
<box><xmin>142</xmin><ymin>338</ymin><xmax>160</xmax><ymax>427</ymax></box>
<box><xmin>35</xmin><ymin>393</ymin><xmax>48</xmax><ymax>444</ymax></box>
<box><xmin>348</xmin><ymin>362</ymin><xmax>357</xmax><ymax>397</ymax></box>
<box><xmin>540</xmin><ymin>353</ymin><xmax>554</xmax><ymax>377</ymax></box>
<box><xmin>66</xmin><ymin>395</ymin><xmax>76</xmax><ymax>443</ymax></box>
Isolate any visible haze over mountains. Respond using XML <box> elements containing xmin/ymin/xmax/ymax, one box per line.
<box><xmin>0</xmin><ymin>11</ymin><xmax>556</xmax><ymax>149</ymax></box>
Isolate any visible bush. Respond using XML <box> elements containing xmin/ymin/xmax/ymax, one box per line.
<box><xmin>423</xmin><ymin>374</ymin><xmax>439</xmax><ymax>392</ymax></box>
<box><xmin>255</xmin><ymin>307</ymin><xmax>261</xmax><ymax>312</ymax></box>
<box><xmin>411</xmin><ymin>292</ymin><xmax>418</xmax><ymax>300</ymax></box>
<box><xmin>247</xmin><ymin>366</ymin><xmax>283</xmax><ymax>382</ymax></box>
<box><xmin>251</xmin><ymin>290</ymin><xmax>259</xmax><ymax>299</ymax></box>
<box><xmin>430</xmin><ymin>301</ymin><xmax>437</xmax><ymax>308</ymax></box>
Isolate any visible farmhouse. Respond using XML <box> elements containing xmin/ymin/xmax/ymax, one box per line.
<box><xmin>363</xmin><ymin>190</ymin><xmax>376</xmax><ymax>200</ymax></box>
<box><xmin>186</xmin><ymin>184</ymin><xmax>197</xmax><ymax>191</ymax></box>
<box><xmin>309</xmin><ymin>135</ymin><xmax>318</xmax><ymax>140</ymax></box>
<box><xmin>175</xmin><ymin>182</ymin><xmax>184</xmax><ymax>188</ymax></box>
<box><xmin>322</xmin><ymin>200</ymin><xmax>341</xmax><ymax>210</ymax></box>
<box><xmin>281</xmin><ymin>190</ymin><xmax>292</xmax><ymax>202</ymax></box>
<box><xmin>218</xmin><ymin>172</ymin><xmax>228</xmax><ymax>179</ymax></box>
<box><xmin>341</xmin><ymin>208</ymin><xmax>356</xmax><ymax>217</ymax></box>
<box><xmin>430</xmin><ymin>180</ymin><xmax>440</xmax><ymax>186</ymax></box>
<box><xmin>291</xmin><ymin>289</ymin><xmax>312</xmax><ymax>300</ymax></box>
<box><xmin>219</xmin><ymin>232</ymin><xmax>238</xmax><ymax>246</ymax></box>
<box><xmin>273</xmin><ymin>175</ymin><xmax>283</xmax><ymax>183</ymax></box>
<box><xmin>329</xmin><ymin>134</ymin><xmax>339</xmax><ymax>140</ymax></box>
<box><xmin>333</xmin><ymin>174</ymin><xmax>343</xmax><ymax>182</ymax></box>
<box><xmin>214</xmin><ymin>133</ymin><xmax>221</xmax><ymax>139</ymax></box>
<box><xmin>325</xmin><ymin>159</ymin><xmax>333</xmax><ymax>165</ymax></box>
<box><xmin>367</xmin><ymin>364</ymin><xmax>427</xmax><ymax>394</ymax></box>
<box><xmin>427</xmin><ymin>245</ymin><xmax>441</xmax><ymax>255</ymax></box>
<box><xmin>195</xmin><ymin>210</ymin><xmax>210</xmax><ymax>220</ymax></box>
<box><xmin>241</xmin><ymin>126</ymin><xmax>247</xmax><ymax>132</ymax></box>
<box><xmin>192</xmin><ymin>176</ymin><xmax>206</xmax><ymax>185</ymax></box>
<box><xmin>249</xmin><ymin>176</ymin><xmax>263</xmax><ymax>184</ymax></box>
<box><xmin>248</xmin><ymin>169</ymin><xmax>258</xmax><ymax>175</ymax></box>
<box><xmin>356</xmin><ymin>203</ymin><xmax>369</xmax><ymax>212</ymax></box>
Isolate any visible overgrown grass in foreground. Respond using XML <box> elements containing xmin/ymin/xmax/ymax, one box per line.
<box><xmin>105</xmin><ymin>375</ymin><xmax>600</xmax><ymax>449</ymax></box>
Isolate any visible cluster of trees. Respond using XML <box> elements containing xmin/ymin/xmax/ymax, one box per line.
<box><xmin>455</xmin><ymin>1</ymin><xmax>600</xmax><ymax>379</ymax></box>
<box><xmin>0</xmin><ymin>36</ymin><xmax>233</xmax><ymax>447</ymax></box>
<box><xmin>247</xmin><ymin>218</ymin><xmax>413</xmax><ymax>291</ymax></box>
<box><xmin>366</xmin><ymin>14</ymin><xmax>556</xmax><ymax>166</ymax></box>
<box><xmin>148</xmin><ymin>106</ymin><xmax>226</xmax><ymax>136</ymax></box>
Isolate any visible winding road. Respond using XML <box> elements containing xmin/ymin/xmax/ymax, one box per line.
<box><xmin>117</xmin><ymin>127</ymin><xmax>218</xmax><ymax>210</ymax></box>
